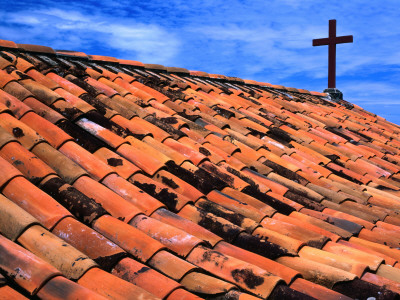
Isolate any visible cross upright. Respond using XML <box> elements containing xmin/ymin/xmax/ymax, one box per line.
<box><xmin>313</xmin><ymin>19</ymin><xmax>353</xmax><ymax>89</ymax></box>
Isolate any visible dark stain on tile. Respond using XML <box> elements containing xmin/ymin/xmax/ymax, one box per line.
<box><xmin>198</xmin><ymin>147</ymin><xmax>211</xmax><ymax>156</ymax></box>
<box><xmin>284</xmin><ymin>191</ymin><xmax>325</xmax><ymax>211</ymax></box>
<box><xmin>95</xmin><ymin>252</ymin><xmax>127</xmax><ymax>271</ymax></box>
<box><xmin>160</xmin><ymin>175</ymin><xmax>179</xmax><ymax>189</ymax></box>
<box><xmin>262</xmin><ymin>160</ymin><xmax>307</xmax><ymax>184</ymax></box>
<box><xmin>333</xmin><ymin>278</ymin><xmax>398</xmax><ymax>300</ymax></box>
<box><xmin>242</xmin><ymin>186</ymin><xmax>296</xmax><ymax>215</ymax></box>
<box><xmin>166</xmin><ymin>161</ymin><xmax>227</xmax><ymax>194</ymax></box>
<box><xmin>58</xmin><ymin>120</ymin><xmax>109</xmax><ymax>153</ymax></box>
<box><xmin>144</xmin><ymin>115</ymin><xmax>186</xmax><ymax>140</ymax></box>
<box><xmin>12</xmin><ymin>127</ymin><xmax>24</xmax><ymax>138</ymax></box>
<box><xmin>231</xmin><ymin>268</ymin><xmax>264</xmax><ymax>289</ymax></box>
<box><xmin>233</xmin><ymin>232</ymin><xmax>290</xmax><ymax>260</ymax></box>
<box><xmin>107</xmin><ymin>158</ymin><xmax>123</xmax><ymax>167</ymax></box>
<box><xmin>132</xmin><ymin>180</ymin><xmax>179</xmax><ymax>211</ymax></box>
<box><xmin>197</xmin><ymin>209</ymin><xmax>242</xmax><ymax>243</ymax></box>
<box><xmin>41</xmin><ymin>176</ymin><xmax>108</xmax><ymax>225</ymax></box>
<box><xmin>196</xmin><ymin>199</ymin><xmax>246</xmax><ymax>227</ymax></box>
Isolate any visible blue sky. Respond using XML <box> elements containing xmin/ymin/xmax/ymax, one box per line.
<box><xmin>2</xmin><ymin>1</ymin><xmax>400</xmax><ymax>124</ymax></box>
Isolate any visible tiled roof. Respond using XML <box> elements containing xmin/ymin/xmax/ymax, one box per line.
<box><xmin>0</xmin><ymin>39</ymin><xmax>400</xmax><ymax>299</ymax></box>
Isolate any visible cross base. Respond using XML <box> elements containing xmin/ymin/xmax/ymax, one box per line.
<box><xmin>324</xmin><ymin>88</ymin><xmax>343</xmax><ymax>101</ymax></box>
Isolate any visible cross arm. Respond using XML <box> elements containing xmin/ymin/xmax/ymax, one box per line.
<box><xmin>312</xmin><ymin>38</ymin><xmax>330</xmax><ymax>46</ymax></box>
<box><xmin>335</xmin><ymin>35</ymin><xmax>353</xmax><ymax>44</ymax></box>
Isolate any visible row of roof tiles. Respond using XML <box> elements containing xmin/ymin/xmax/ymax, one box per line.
<box><xmin>0</xmin><ymin>39</ymin><xmax>327</xmax><ymax>97</ymax></box>
<box><xmin>0</xmin><ymin>39</ymin><xmax>400</xmax><ymax>299</ymax></box>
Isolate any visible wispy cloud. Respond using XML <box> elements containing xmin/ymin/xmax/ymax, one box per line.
<box><xmin>1</xmin><ymin>7</ymin><xmax>180</xmax><ymax>65</ymax></box>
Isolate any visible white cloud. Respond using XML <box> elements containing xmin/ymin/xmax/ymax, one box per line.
<box><xmin>2</xmin><ymin>7</ymin><xmax>180</xmax><ymax>65</ymax></box>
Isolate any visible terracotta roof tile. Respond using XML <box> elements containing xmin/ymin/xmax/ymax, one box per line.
<box><xmin>112</xmin><ymin>257</ymin><xmax>181</xmax><ymax>298</ymax></box>
<box><xmin>36</xmin><ymin>275</ymin><xmax>107</xmax><ymax>299</ymax></box>
<box><xmin>3</xmin><ymin>40</ymin><xmax>400</xmax><ymax>298</ymax></box>
<box><xmin>17</xmin><ymin>225</ymin><xmax>97</xmax><ymax>280</ymax></box>
<box><xmin>187</xmin><ymin>245</ymin><xmax>282</xmax><ymax>298</ymax></box>
<box><xmin>77</xmin><ymin>267</ymin><xmax>159</xmax><ymax>299</ymax></box>
<box><xmin>0</xmin><ymin>234</ymin><xmax>62</xmax><ymax>296</ymax></box>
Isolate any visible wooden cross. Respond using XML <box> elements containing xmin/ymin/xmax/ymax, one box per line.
<box><xmin>313</xmin><ymin>19</ymin><xmax>353</xmax><ymax>89</ymax></box>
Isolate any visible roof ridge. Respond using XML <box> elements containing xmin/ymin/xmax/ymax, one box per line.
<box><xmin>0</xmin><ymin>38</ymin><xmax>329</xmax><ymax>98</ymax></box>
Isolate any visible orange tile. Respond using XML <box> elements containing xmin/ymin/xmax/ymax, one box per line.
<box><xmin>179</xmin><ymin>136</ymin><xmax>225</xmax><ymax>165</ymax></box>
<box><xmin>0</xmin><ymin>141</ymin><xmax>55</xmax><ymax>183</ymax></box>
<box><xmin>37</xmin><ymin>275</ymin><xmax>106</xmax><ymax>300</ymax></box>
<box><xmin>0</xmin><ymin>69</ymin><xmax>16</xmax><ymax>88</ymax></box>
<box><xmin>180</xmin><ymin>271</ymin><xmax>236</xmax><ymax>296</ymax></box>
<box><xmin>143</xmin><ymin>136</ymin><xmax>189</xmax><ymax>165</ymax></box>
<box><xmin>261</xmin><ymin>217</ymin><xmax>329</xmax><ymax>248</ymax></box>
<box><xmin>376</xmin><ymin>264</ymin><xmax>400</xmax><ymax>284</ymax></box>
<box><xmin>277</xmin><ymin>256</ymin><xmax>356</xmax><ymax>289</ymax></box>
<box><xmin>19</xmin><ymin>79</ymin><xmax>63</xmax><ymax>106</ymax></box>
<box><xmin>73</xmin><ymin>176</ymin><xmax>142</xmax><ymax>222</ymax></box>
<box><xmin>130</xmin><ymin>173</ymin><xmax>192</xmax><ymax>211</ymax></box>
<box><xmin>0</xmin><ymin>194</ymin><xmax>40</xmax><ymax>242</ymax></box>
<box><xmin>323</xmin><ymin>241</ymin><xmax>383</xmax><ymax>271</ymax></box>
<box><xmin>84</xmin><ymin>77</ymin><xmax>118</xmax><ymax>97</ymax></box>
<box><xmin>59</xmin><ymin>141</ymin><xmax>114</xmax><ymax>181</ymax></box>
<box><xmin>148</xmin><ymin>250</ymin><xmax>197</xmax><ymax>281</ymax></box>
<box><xmin>252</xmin><ymin>226</ymin><xmax>303</xmax><ymax>255</ymax></box>
<box><xmin>2</xmin><ymin>81</ymin><xmax>34</xmax><ymax>102</ymax></box>
<box><xmin>199</xmin><ymin>160</ymin><xmax>249</xmax><ymax>191</ymax></box>
<box><xmin>323</xmin><ymin>208</ymin><xmax>375</xmax><ymax>230</ymax></box>
<box><xmin>20</xmin><ymin>112</ymin><xmax>72</xmax><ymax>149</ymax></box>
<box><xmin>153</xmin><ymin>170</ymin><xmax>205</xmax><ymax>202</ymax></box>
<box><xmin>0</xmin><ymin>112</ymin><xmax>45</xmax><ymax>150</ymax></box>
<box><xmin>180</xmin><ymin>127</ymin><xmax>206</xmax><ymax>143</ymax></box>
<box><xmin>178</xmin><ymin>203</ymin><xmax>244</xmax><ymax>242</ymax></box>
<box><xmin>151</xmin><ymin>208</ymin><xmax>222</xmax><ymax>246</ymax></box>
<box><xmin>289</xmin><ymin>211</ymin><xmax>352</xmax><ymax>239</ymax></box>
<box><xmin>76</xmin><ymin>118</ymin><xmax>126</xmax><ymax>149</ymax></box>
<box><xmin>362</xmin><ymin>272</ymin><xmax>400</xmax><ymax>295</ymax></box>
<box><xmin>163</xmin><ymin>137</ymin><xmax>208</xmax><ymax>165</ymax></box>
<box><xmin>17</xmin><ymin>225</ymin><xmax>97</xmax><ymax>280</ymax></box>
<box><xmin>78</xmin><ymin>267</ymin><xmax>158</xmax><ymax>300</ymax></box>
<box><xmin>195</xmin><ymin>198</ymin><xmax>258</xmax><ymax>233</ymax></box>
<box><xmin>98</xmin><ymin>77</ymin><xmax>131</xmax><ymax>97</ymax></box>
<box><xmin>0</xmin><ymin>234</ymin><xmax>61</xmax><ymax>296</ymax></box>
<box><xmin>112</xmin><ymin>258</ymin><xmax>181</xmax><ymax>299</ymax></box>
<box><xmin>204</xmin><ymin>133</ymin><xmax>239</xmax><ymax>155</ymax></box>
<box><xmin>53</xmin><ymin>88</ymin><xmax>94</xmax><ymax>113</ymax></box>
<box><xmin>0</xmin><ymin>285</ymin><xmax>29</xmax><ymax>299</ymax></box>
<box><xmin>222</xmin><ymin>187</ymin><xmax>276</xmax><ymax>217</ymax></box>
<box><xmin>130</xmin><ymin>214</ymin><xmax>203</xmax><ymax>257</ymax></box>
<box><xmin>273</xmin><ymin>213</ymin><xmax>340</xmax><ymax>242</ymax></box>
<box><xmin>93</xmin><ymin>147</ymin><xmax>141</xmax><ymax>179</ymax></box>
<box><xmin>26</xmin><ymin>69</ymin><xmax>59</xmax><ymax>90</ymax></box>
<box><xmin>117</xmin><ymin>143</ymin><xmax>165</xmax><ymax>176</ymax></box>
<box><xmin>46</xmin><ymin>72</ymin><xmax>87</xmax><ymax>97</ymax></box>
<box><xmin>22</xmin><ymin>96</ymin><xmax>65</xmax><ymax>124</ymax></box>
<box><xmin>337</xmin><ymin>239</ymin><xmax>397</xmax><ymax>266</ymax></box>
<box><xmin>31</xmin><ymin>142</ymin><xmax>87</xmax><ymax>184</ymax></box>
<box><xmin>52</xmin><ymin>217</ymin><xmax>125</xmax><ymax>271</ymax></box>
<box><xmin>349</xmin><ymin>237</ymin><xmax>400</xmax><ymax>262</ymax></box>
<box><xmin>207</xmin><ymin>190</ymin><xmax>266</xmax><ymax>222</ymax></box>
<box><xmin>166</xmin><ymin>288</ymin><xmax>203</xmax><ymax>300</ymax></box>
<box><xmin>0</xmin><ymin>89</ymin><xmax>32</xmax><ymax>118</ymax></box>
<box><xmin>214</xmin><ymin>241</ymin><xmax>299</xmax><ymax>284</ymax></box>
<box><xmin>92</xmin><ymin>215</ymin><xmax>165</xmax><ymax>263</ymax></box>
<box><xmin>14</xmin><ymin>57</ymin><xmax>35</xmax><ymax>72</ymax></box>
<box><xmin>186</xmin><ymin>245</ymin><xmax>282</xmax><ymax>299</ymax></box>
<box><xmin>0</xmin><ymin>150</ymin><xmax>22</xmax><ymax>187</ymax></box>
<box><xmin>290</xmin><ymin>278</ymin><xmax>351</xmax><ymax>300</ymax></box>
<box><xmin>3</xmin><ymin>176</ymin><xmax>71</xmax><ymax>229</ymax></box>
<box><xmin>359</xmin><ymin>227</ymin><xmax>400</xmax><ymax>248</ymax></box>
